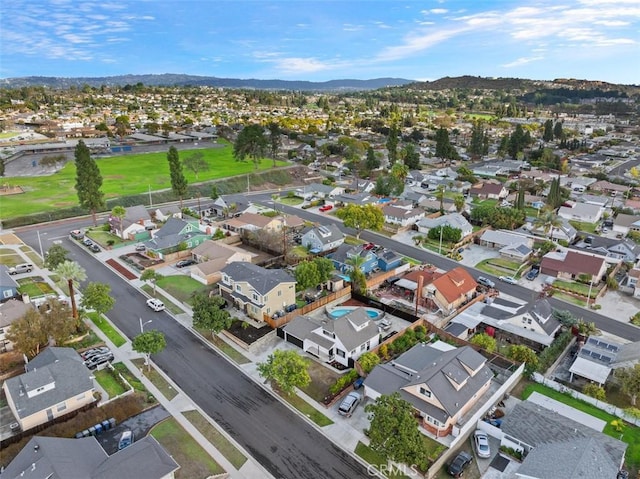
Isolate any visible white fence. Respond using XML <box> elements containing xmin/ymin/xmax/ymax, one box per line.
<box><xmin>532</xmin><ymin>372</ymin><xmax>640</xmax><ymax>427</ymax></box>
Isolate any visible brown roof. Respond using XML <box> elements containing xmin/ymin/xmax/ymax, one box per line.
<box><xmin>430</xmin><ymin>267</ymin><xmax>477</xmax><ymax>304</ymax></box>
<box><xmin>230</xmin><ymin>212</ymin><xmax>276</xmax><ymax>229</ymax></box>
<box><xmin>471</xmin><ymin>182</ymin><xmax>504</xmax><ymax>195</ymax></box>
<box><xmin>284</xmin><ymin>215</ymin><xmax>305</xmax><ymax>228</ymax></box>
<box><xmin>540</xmin><ymin>250</ymin><xmax>605</xmax><ymax>276</ymax></box>
<box><xmin>402</xmin><ymin>268</ymin><xmax>443</xmax><ymax>286</ymax></box>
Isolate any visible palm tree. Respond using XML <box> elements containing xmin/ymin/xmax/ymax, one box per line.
<box><xmin>54</xmin><ymin>261</ymin><xmax>87</xmax><ymax>321</ymax></box>
<box><xmin>390</xmin><ymin>162</ymin><xmax>409</xmax><ymax>183</ymax></box>
<box><xmin>533</xmin><ymin>209</ymin><xmax>562</xmax><ymax>242</ymax></box>
<box><xmin>111</xmin><ymin>205</ymin><xmax>126</xmax><ymax>239</ymax></box>
<box><xmin>346</xmin><ymin>253</ymin><xmax>367</xmax><ymax>294</ymax></box>
<box><xmin>436</xmin><ymin>185</ymin><xmax>446</xmax><ymax>214</ymax></box>
<box><xmin>453</xmin><ymin>194</ymin><xmax>465</xmax><ymax>213</ymax></box>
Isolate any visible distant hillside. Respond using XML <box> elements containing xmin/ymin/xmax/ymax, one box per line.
<box><xmin>0</xmin><ymin>74</ymin><xmax>414</xmax><ymax>91</ymax></box>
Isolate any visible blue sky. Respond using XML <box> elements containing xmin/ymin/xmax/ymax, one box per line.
<box><xmin>2</xmin><ymin>0</ymin><xmax>639</xmax><ymax>84</ymax></box>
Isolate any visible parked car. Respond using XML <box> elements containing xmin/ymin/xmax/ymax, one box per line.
<box><xmin>84</xmin><ymin>352</ymin><xmax>114</xmax><ymax>370</ymax></box>
<box><xmin>89</xmin><ymin>244</ymin><xmax>100</xmax><ymax>253</ymax></box>
<box><xmin>146</xmin><ymin>298</ymin><xmax>165</xmax><ymax>311</ymax></box>
<box><xmin>70</xmin><ymin>230</ymin><xmax>84</xmax><ymax>240</ymax></box>
<box><xmin>8</xmin><ymin>263</ymin><xmax>33</xmax><ymax>275</ymax></box>
<box><xmin>448</xmin><ymin>451</ymin><xmax>473</xmax><ymax>477</ymax></box>
<box><xmin>363</xmin><ymin>242</ymin><xmax>376</xmax><ymax>250</ymax></box>
<box><xmin>80</xmin><ymin>346</ymin><xmax>110</xmax><ymax>361</ymax></box>
<box><xmin>82</xmin><ymin>238</ymin><xmax>93</xmax><ymax>246</ymax></box>
<box><xmin>526</xmin><ymin>267</ymin><xmax>540</xmax><ymax>281</ymax></box>
<box><xmin>117</xmin><ymin>430</ymin><xmax>134</xmax><ymax>450</ymax></box>
<box><xmin>474</xmin><ymin>430</ymin><xmax>491</xmax><ymax>458</ymax></box>
<box><xmin>135</xmin><ymin>244</ymin><xmax>146</xmax><ymax>252</ymax></box>
<box><xmin>477</xmin><ymin>276</ymin><xmax>496</xmax><ymax>288</ymax></box>
<box><xmin>319</xmin><ymin>204</ymin><xmax>333</xmax><ymax>212</ymax></box>
<box><xmin>176</xmin><ymin>259</ymin><xmax>196</xmax><ymax>268</ymax></box>
<box><xmin>338</xmin><ymin>392</ymin><xmax>362</xmax><ymax>417</ymax></box>
<box><xmin>498</xmin><ymin>276</ymin><xmax>517</xmax><ymax>285</ymax></box>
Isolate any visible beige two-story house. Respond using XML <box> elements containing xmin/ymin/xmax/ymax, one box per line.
<box><xmin>218</xmin><ymin>262</ymin><xmax>296</xmax><ymax>321</ymax></box>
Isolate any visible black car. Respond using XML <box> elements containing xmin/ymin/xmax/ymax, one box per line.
<box><xmin>526</xmin><ymin>267</ymin><xmax>540</xmax><ymax>281</ymax></box>
<box><xmin>176</xmin><ymin>259</ymin><xmax>196</xmax><ymax>268</ymax></box>
<box><xmin>448</xmin><ymin>451</ymin><xmax>472</xmax><ymax>477</ymax></box>
<box><xmin>90</xmin><ymin>244</ymin><xmax>100</xmax><ymax>253</ymax></box>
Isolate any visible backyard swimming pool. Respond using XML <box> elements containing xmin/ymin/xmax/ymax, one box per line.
<box><xmin>326</xmin><ymin>306</ymin><xmax>384</xmax><ymax>320</ymax></box>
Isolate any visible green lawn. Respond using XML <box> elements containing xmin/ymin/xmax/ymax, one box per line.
<box><xmin>86</xmin><ymin>311</ymin><xmax>126</xmax><ymax>347</ymax></box>
<box><xmin>553</xmin><ymin>279</ymin><xmax>601</xmax><ymax>298</ymax></box>
<box><xmin>279</xmin><ymin>196</ymin><xmax>304</xmax><ymax>206</ymax></box>
<box><xmin>151</xmin><ymin>417</ymin><xmax>226</xmax><ymax>478</ymax></box>
<box><xmin>94</xmin><ymin>368</ymin><xmax>128</xmax><ymax>397</ymax></box>
<box><xmin>551</xmin><ymin>291</ymin><xmax>588</xmax><ymax>307</ymax></box>
<box><xmin>522</xmin><ymin>383</ymin><xmax>640</xmax><ymax>470</ymax></box>
<box><xmin>183</xmin><ymin>410</ymin><xmax>247</xmax><ymax>469</ymax></box>
<box><xmin>86</xmin><ymin>229</ymin><xmax>127</xmax><ymax>247</ymax></box>
<box><xmin>276</xmin><ymin>389</ymin><xmax>334</xmax><ymax>427</ymax></box>
<box><xmin>206</xmin><ymin>333</ymin><xmax>251</xmax><ymax>364</ymax></box>
<box><xmin>131</xmin><ymin>358</ymin><xmax>178</xmax><ymax>400</ymax></box>
<box><xmin>476</xmin><ymin>257</ymin><xmax>523</xmax><ymax>277</ymax></box>
<box><xmin>0</xmin><ymin>252</ymin><xmax>26</xmax><ymax>266</ymax></box>
<box><xmin>140</xmin><ymin>284</ymin><xmax>185</xmax><ymax>315</ymax></box>
<box><xmin>112</xmin><ymin>362</ymin><xmax>150</xmax><ymax>396</ymax></box>
<box><xmin>569</xmin><ymin>221</ymin><xmax>598</xmax><ymax>234</ymax></box>
<box><xmin>354</xmin><ymin>442</ymin><xmax>410</xmax><ymax>479</ymax></box>
<box><xmin>1</xmin><ymin>142</ymin><xmax>287</xmax><ymax>218</ymax></box>
<box><xmin>16</xmin><ymin>277</ymin><xmax>56</xmax><ymax>298</ymax></box>
<box><xmin>156</xmin><ymin>275</ymin><xmax>212</xmax><ymax>305</ymax></box>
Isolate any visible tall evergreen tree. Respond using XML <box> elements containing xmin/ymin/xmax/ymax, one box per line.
<box><xmin>468</xmin><ymin>121</ymin><xmax>487</xmax><ymax>157</ymax></box>
<box><xmin>167</xmin><ymin>146</ymin><xmax>188</xmax><ymax>209</ymax></box>
<box><xmin>233</xmin><ymin>124</ymin><xmax>268</xmax><ymax>169</ymax></box>
<box><xmin>435</xmin><ymin>127</ymin><xmax>458</xmax><ymax>165</ymax></box>
<box><xmin>365</xmin><ymin>146</ymin><xmax>380</xmax><ymax>171</ymax></box>
<box><xmin>74</xmin><ymin>140</ymin><xmax>105</xmax><ymax>225</ymax></box>
<box><xmin>542</xmin><ymin>119</ymin><xmax>554</xmax><ymax>142</ymax></box>
<box><xmin>553</xmin><ymin>121</ymin><xmax>564</xmax><ymax>140</ymax></box>
<box><xmin>401</xmin><ymin>143</ymin><xmax>421</xmax><ymax>170</ymax></box>
<box><xmin>386</xmin><ymin>122</ymin><xmax>399</xmax><ymax>165</ymax></box>
<box><xmin>267</xmin><ymin>121</ymin><xmax>282</xmax><ymax>167</ymax></box>
<box><xmin>546</xmin><ymin>177</ymin><xmax>562</xmax><ymax>209</ymax></box>
<box><xmin>516</xmin><ymin>184</ymin><xmax>525</xmax><ymax>210</ymax></box>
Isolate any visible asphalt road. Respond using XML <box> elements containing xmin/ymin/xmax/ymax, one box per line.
<box><xmin>17</xmin><ymin>223</ymin><xmax>368</xmax><ymax>479</ymax></box>
<box><xmin>252</xmin><ymin>192</ymin><xmax>640</xmax><ymax>342</ymax></box>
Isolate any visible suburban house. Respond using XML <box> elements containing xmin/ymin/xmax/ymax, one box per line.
<box><xmin>575</xmin><ymin>236</ymin><xmax>640</xmax><ymax>264</ymax></box>
<box><xmin>153</xmin><ymin>205</ymin><xmax>182</xmax><ymax>222</ymax></box>
<box><xmin>209</xmin><ymin>194</ymin><xmax>252</xmax><ymax>218</ymax></box>
<box><xmin>449</xmin><ymin>298</ymin><xmax>560</xmax><ymax>348</ymax></box>
<box><xmin>376</xmin><ymin>249</ymin><xmax>405</xmax><ymax>272</ymax></box>
<box><xmin>622</xmin><ymin>267</ymin><xmax>640</xmax><ymax>299</ymax></box>
<box><xmin>190</xmin><ymin>241</ymin><xmax>254</xmax><ymax>284</ymax></box>
<box><xmin>568</xmin><ymin>335</ymin><xmax>640</xmax><ymax>385</ymax></box>
<box><xmin>144</xmin><ymin>217</ymin><xmax>211</xmax><ymax>259</ymax></box>
<box><xmin>424</xmin><ymin>267</ymin><xmax>478</xmax><ymax>316</ymax></box>
<box><xmin>540</xmin><ymin>249</ymin><xmax>607</xmax><ymax>281</ymax></box>
<box><xmin>364</xmin><ymin>342</ymin><xmax>493</xmax><ymax>437</ymax></box>
<box><xmin>218</xmin><ymin>262</ymin><xmax>296</xmax><ymax>321</ymax></box>
<box><xmin>416</xmin><ymin>213</ymin><xmax>473</xmax><ymax>239</ymax></box>
<box><xmin>382</xmin><ymin>204</ymin><xmax>425</xmax><ymax>227</ymax></box>
<box><xmin>577</xmin><ymin>194</ymin><xmax>610</xmax><ymax>208</ymax></box>
<box><xmin>499</xmin><ymin>400</ymin><xmax>627</xmax><ymax>479</ymax></box>
<box><xmin>334</xmin><ymin>192</ymin><xmax>379</xmax><ymax>206</ymax></box>
<box><xmin>223</xmin><ymin>212</ymin><xmax>285</xmax><ymax>234</ymax></box>
<box><xmin>1</xmin><ymin>435</ymin><xmax>179</xmax><ymax>479</ymax></box>
<box><xmin>590</xmin><ymin>180</ymin><xmax>631</xmax><ymax>197</ymax></box>
<box><xmin>350</xmin><ymin>178</ymin><xmax>376</xmax><ymax>193</ymax></box>
<box><xmin>108</xmin><ymin>205</ymin><xmax>155</xmax><ymax>240</ymax></box>
<box><xmin>0</xmin><ymin>265</ymin><xmax>20</xmax><ymax>302</ymax></box>
<box><xmin>394</xmin><ymin>267</ymin><xmax>444</xmax><ymax>301</ymax></box>
<box><xmin>281</xmin><ymin>307</ymin><xmax>381</xmax><ymax>367</ymax></box>
<box><xmin>419</xmin><ymin>197</ymin><xmax>458</xmax><ymax>213</ymax></box>
<box><xmin>469</xmin><ymin>182</ymin><xmax>508</xmax><ymax>200</ymax></box>
<box><xmin>527</xmin><ymin>218</ymin><xmax>578</xmax><ymax>244</ymax></box>
<box><xmin>297</xmin><ymin>183</ymin><xmax>344</xmax><ymax>200</ymax></box>
<box><xmin>329</xmin><ymin>244</ymin><xmax>379</xmax><ymax>275</ymax></box>
<box><xmin>479</xmin><ymin>230</ymin><xmax>534</xmax><ymax>251</ymax></box>
<box><xmin>300</xmin><ymin>224</ymin><xmax>345</xmax><ymax>253</ymax></box>
<box><xmin>557</xmin><ymin>202</ymin><xmax>604</xmax><ymax>224</ymax></box>
<box><xmin>613</xmin><ymin>214</ymin><xmax>640</xmax><ymax>236</ymax></box>
<box><xmin>0</xmin><ymin>299</ymin><xmax>34</xmax><ymax>352</ymax></box>
<box><xmin>2</xmin><ymin>347</ymin><xmax>96</xmax><ymax>431</ymax></box>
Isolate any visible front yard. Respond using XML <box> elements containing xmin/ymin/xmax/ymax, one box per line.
<box><xmin>553</xmin><ymin>279</ymin><xmax>602</xmax><ymax>299</ymax></box>
<box><xmin>476</xmin><ymin>257</ymin><xmax>523</xmax><ymax>277</ymax></box>
<box><xmin>15</xmin><ymin>276</ymin><xmax>56</xmax><ymax>299</ymax></box>
<box><xmin>156</xmin><ymin>275</ymin><xmax>212</xmax><ymax>305</ymax></box>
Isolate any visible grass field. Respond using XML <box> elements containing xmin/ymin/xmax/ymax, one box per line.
<box><xmin>16</xmin><ymin>276</ymin><xmax>56</xmax><ymax>298</ymax></box>
<box><xmin>131</xmin><ymin>358</ymin><xmax>178</xmax><ymax>400</ymax></box>
<box><xmin>94</xmin><ymin>368</ymin><xmax>128</xmax><ymax>397</ymax></box>
<box><xmin>275</xmin><ymin>388</ymin><xmax>334</xmax><ymax>427</ymax></box>
<box><xmin>2</xmin><ymin>142</ymin><xmax>286</xmax><ymax>218</ymax></box>
<box><xmin>151</xmin><ymin>417</ymin><xmax>226</xmax><ymax>478</ymax></box>
<box><xmin>155</xmin><ymin>275</ymin><xmax>212</xmax><ymax>305</ymax></box>
<box><xmin>86</xmin><ymin>311</ymin><xmax>126</xmax><ymax>347</ymax></box>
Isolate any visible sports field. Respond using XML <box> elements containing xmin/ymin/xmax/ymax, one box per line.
<box><xmin>0</xmin><ymin>144</ymin><xmax>285</xmax><ymax>219</ymax></box>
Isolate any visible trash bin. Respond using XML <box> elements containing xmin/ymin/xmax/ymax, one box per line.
<box><xmin>108</xmin><ymin>418</ymin><xmax>116</xmax><ymax>429</ymax></box>
<box><xmin>75</xmin><ymin>432</ymin><xmax>83</xmax><ymax>439</ymax></box>
<box><xmin>101</xmin><ymin>420</ymin><xmax>111</xmax><ymax>431</ymax></box>
<box><xmin>94</xmin><ymin>423</ymin><xmax>103</xmax><ymax>435</ymax></box>
<box><xmin>82</xmin><ymin>429</ymin><xmax>90</xmax><ymax>437</ymax></box>
<box><xmin>88</xmin><ymin>426</ymin><xmax>96</xmax><ymax>436</ymax></box>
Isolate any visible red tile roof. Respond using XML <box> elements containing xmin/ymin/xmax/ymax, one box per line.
<box><xmin>430</xmin><ymin>267</ymin><xmax>477</xmax><ymax>303</ymax></box>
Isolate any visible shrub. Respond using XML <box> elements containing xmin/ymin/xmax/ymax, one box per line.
<box><xmin>537</xmin><ymin>330</ymin><xmax>573</xmax><ymax>373</ymax></box>
<box><xmin>358</xmin><ymin>352</ymin><xmax>380</xmax><ymax>374</ymax></box>
<box><xmin>378</xmin><ymin>344</ymin><xmax>389</xmax><ymax>360</ymax></box>
<box><xmin>583</xmin><ymin>383</ymin><xmax>606</xmax><ymax>401</ymax></box>
<box><xmin>329</xmin><ymin>370</ymin><xmax>359</xmax><ymax>395</ymax></box>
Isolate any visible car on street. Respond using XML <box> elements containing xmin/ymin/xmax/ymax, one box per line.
<box><xmin>477</xmin><ymin>276</ymin><xmax>496</xmax><ymax>288</ymax></box>
<box><xmin>498</xmin><ymin>276</ymin><xmax>517</xmax><ymax>285</ymax></box>
<box><xmin>8</xmin><ymin>263</ymin><xmax>33</xmax><ymax>275</ymax></box>
<box><xmin>82</xmin><ymin>238</ymin><xmax>93</xmax><ymax>246</ymax></box>
<box><xmin>70</xmin><ymin>230</ymin><xmax>84</xmax><ymax>240</ymax></box>
<box><xmin>319</xmin><ymin>205</ymin><xmax>333</xmax><ymax>212</ymax></box>
<box><xmin>338</xmin><ymin>392</ymin><xmax>362</xmax><ymax>417</ymax></box>
<box><xmin>146</xmin><ymin>298</ymin><xmax>165</xmax><ymax>311</ymax></box>
<box><xmin>448</xmin><ymin>451</ymin><xmax>473</xmax><ymax>477</ymax></box>
<box><xmin>474</xmin><ymin>430</ymin><xmax>491</xmax><ymax>458</ymax></box>
<box><xmin>90</xmin><ymin>244</ymin><xmax>100</xmax><ymax>253</ymax></box>
<box><xmin>118</xmin><ymin>430</ymin><xmax>134</xmax><ymax>450</ymax></box>
<box><xmin>176</xmin><ymin>259</ymin><xmax>196</xmax><ymax>268</ymax></box>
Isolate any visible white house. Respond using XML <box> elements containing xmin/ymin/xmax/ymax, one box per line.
<box><xmin>382</xmin><ymin>204</ymin><xmax>425</xmax><ymax>227</ymax></box>
<box><xmin>300</xmin><ymin>224</ymin><xmax>345</xmax><ymax>253</ymax></box>
<box><xmin>416</xmin><ymin>213</ymin><xmax>473</xmax><ymax>238</ymax></box>
<box><xmin>558</xmin><ymin>203</ymin><xmax>604</xmax><ymax>224</ymax></box>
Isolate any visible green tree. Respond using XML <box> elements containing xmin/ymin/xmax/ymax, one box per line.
<box><xmin>183</xmin><ymin>151</ymin><xmax>210</xmax><ymax>179</ymax></box>
<box><xmin>210</xmin><ymin>184</ymin><xmax>220</xmax><ymax>200</ymax></box>
<box><xmin>516</xmin><ymin>184</ymin><xmax>525</xmax><ymax>210</ymax></box>
<box><xmin>233</xmin><ymin>124</ymin><xmax>268</xmax><ymax>169</ymax></box>
<box><xmin>401</xmin><ymin>143</ymin><xmax>421</xmax><ymax>170</ymax></box>
<box><xmin>436</xmin><ymin>185</ymin><xmax>446</xmax><ymax>214</ymax></box>
<box><xmin>44</xmin><ymin>299</ymin><xmax>76</xmax><ymax>346</ymax></box>
<box><xmin>114</xmin><ymin>114</ymin><xmax>130</xmax><ymax>136</ymax></box>
<box><xmin>257</xmin><ymin>349</ymin><xmax>311</xmax><ymax>395</ymax></box>
<box><xmin>140</xmin><ymin>268</ymin><xmax>163</xmax><ymax>296</ymax></box>
<box><xmin>0</xmin><ymin>157</ymin><xmax>5</xmax><ymax>176</ymax></box>
<box><xmin>357</xmin><ymin>351</ymin><xmax>380</xmax><ymax>374</ymax></box>
<box><xmin>6</xmin><ymin>309</ymin><xmax>48</xmax><ymax>358</ymax></box>
<box><xmin>435</xmin><ymin>127</ymin><xmax>458</xmax><ymax>165</ymax></box>
<box><xmin>546</xmin><ymin>177</ymin><xmax>563</xmax><ymax>209</ymax></box>
<box><xmin>553</xmin><ymin>121</ymin><xmax>564</xmax><ymax>140</ymax></box>
<box><xmin>44</xmin><ymin>244</ymin><xmax>69</xmax><ymax>270</ymax></box>
<box><xmin>615</xmin><ymin>364</ymin><xmax>640</xmax><ymax>405</ymax></box>
<box><xmin>192</xmin><ymin>293</ymin><xmax>232</xmax><ymax>333</ymax></box>
<box><xmin>74</xmin><ymin>140</ymin><xmax>105</xmax><ymax>226</ymax></box>
<box><xmin>386</xmin><ymin>122</ymin><xmax>400</xmax><ymax>165</ymax></box>
<box><xmin>313</xmin><ymin>257</ymin><xmax>335</xmax><ymax>284</ymax></box>
<box><xmin>365</xmin><ymin>146</ymin><xmax>380</xmax><ymax>171</ymax></box>
<box><xmin>294</xmin><ymin>261</ymin><xmax>321</xmax><ymax>291</ymax></box>
<box><xmin>533</xmin><ymin>209</ymin><xmax>562</xmax><ymax>241</ymax></box>
<box><xmin>365</xmin><ymin>392</ymin><xmax>428</xmax><ymax>470</ymax></box>
<box><xmin>335</xmin><ymin>203</ymin><xmax>384</xmax><ymax>239</ymax></box>
<box><xmin>268</xmin><ymin>122</ymin><xmax>282</xmax><ymax>167</ymax></box>
<box><xmin>583</xmin><ymin>383</ymin><xmax>606</xmax><ymax>401</ymax></box>
<box><xmin>167</xmin><ymin>146</ymin><xmax>188</xmax><ymax>209</ymax></box>
<box><xmin>346</xmin><ymin>254</ymin><xmax>367</xmax><ymax>294</ymax></box>
<box><xmin>80</xmin><ymin>282</ymin><xmax>115</xmax><ymax>316</ymax></box>
<box><xmin>470</xmin><ymin>332</ymin><xmax>497</xmax><ymax>352</ymax></box>
<box><xmin>468</xmin><ymin>121</ymin><xmax>488</xmax><ymax>157</ymax></box>
<box><xmin>132</xmin><ymin>329</ymin><xmax>167</xmax><ymax>372</ymax></box>
<box><xmin>111</xmin><ymin>205</ymin><xmax>127</xmax><ymax>239</ymax></box>
<box><xmin>507</xmin><ymin>344</ymin><xmax>539</xmax><ymax>370</ymax></box>
<box><xmin>542</xmin><ymin>119</ymin><xmax>554</xmax><ymax>142</ymax></box>
<box><xmin>54</xmin><ymin>260</ymin><xmax>87</xmax><ymax>321</ymax></box>
<box><xmin>454</xmin><ymin>194</ymin><xmax>466</xmax><ymax>213</ymax></box>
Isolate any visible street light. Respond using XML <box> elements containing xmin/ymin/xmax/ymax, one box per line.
<box><xmin>139</xmin><ymin>318</ymin><xmax>152</xmax><ymax>333</ymax></box>
<box><xmin>37</xmin><ymin>230</ymin><xmax>44</xmax><ymax>259</ymax></box>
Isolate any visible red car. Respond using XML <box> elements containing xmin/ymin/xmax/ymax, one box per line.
<box><xmin>319</xmin><ymin>205</ymin><xmax>333</xmax><ymax>212</ymax></box>
<box><xmin>363</xmin><ymin>242</ymin><xmax>376</xmax><ymax>250</ymax></box>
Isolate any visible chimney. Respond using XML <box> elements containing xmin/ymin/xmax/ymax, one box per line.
<box><xmin>34</xmin><ymin>444</ymin><xmax>39</xmax><ymax>451</ymax></box>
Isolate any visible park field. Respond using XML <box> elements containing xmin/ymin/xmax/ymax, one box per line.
<box><xmin>1</xmin><ymin>143</ymin><xmax>286</xmax><ymax>219</ymax></box>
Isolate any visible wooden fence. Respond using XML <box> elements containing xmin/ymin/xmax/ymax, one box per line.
<box><xmin>263</xmin><ymin>286</ymin><xmax>352</xmax><ymax>328</ymax></box>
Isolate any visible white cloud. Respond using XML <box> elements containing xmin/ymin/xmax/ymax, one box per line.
<box><xmin>502</xmin><ymin>56</ymin><xmax>544</xmax><ymax>68</ymax></box>
<box><xmin>274</xmin><ymin>57</ymin><xmax>332</xmax><ymax>73</ymax></box>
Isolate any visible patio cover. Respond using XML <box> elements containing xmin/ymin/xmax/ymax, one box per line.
<box><xmin>569</xmin><ymin>356</ymin><xmax>611</xmax><ymax>385</ymax></box>
<box><xmin>394</xmin><ymin>278</ymin><xmax>417</xmax><ymax>291</ymax></box>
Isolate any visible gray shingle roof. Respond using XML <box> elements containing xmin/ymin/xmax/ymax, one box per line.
<box><xmin>221</xmin><ymin>262</ymin><xmax>294</xmax><ymax>295</ymax></box>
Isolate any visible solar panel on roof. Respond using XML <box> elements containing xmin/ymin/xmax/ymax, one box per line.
<box><xmin>601</xmin><ymin>356</ymin><xmax>612</xmax><ymax>363</ymax></box>
<box><xmin>591</xmin><ymin>352</ymin><xmax>601</xmax><ymax>360</ymax></box>
<box><xmin>588</xmin><ymin>338</ymin><xmax>598</xmax><ymax>346</ymax></box>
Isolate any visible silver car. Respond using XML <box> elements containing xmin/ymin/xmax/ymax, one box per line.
<box><xmin>474</xmin><ymin>430</ymin><xmax>491</xmax><ymax>458</ymax></box>
<box><xmin>338</xmin><ymin>392</ymin><xmax>362</xmax><ymax>417</ymax></box>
